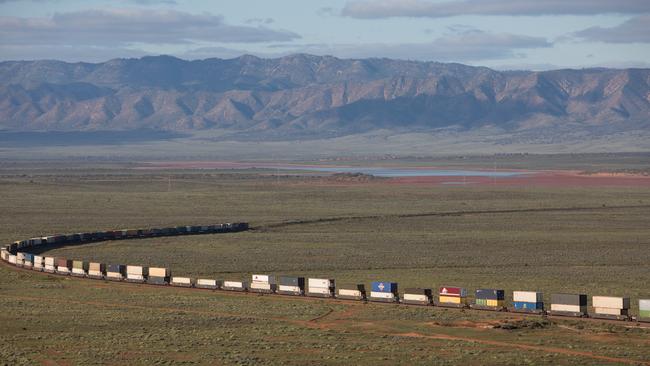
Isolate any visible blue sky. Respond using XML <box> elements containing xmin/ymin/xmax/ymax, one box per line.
<box><xmin>0</xmin><ymin>0</ymin><xmax>648</xmax><ymax>70</ymax></box>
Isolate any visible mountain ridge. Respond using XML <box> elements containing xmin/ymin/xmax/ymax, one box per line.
<box><xmin>0</xmin><ymin>54</ymin><xmax>648</xmax><ymax>140</ymax></box>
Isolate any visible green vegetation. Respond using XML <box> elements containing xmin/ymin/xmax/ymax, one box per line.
<box><xmin>1</xmin><ymin>161</ymin><xmax>649</xmax><ymax>365</ymax></box>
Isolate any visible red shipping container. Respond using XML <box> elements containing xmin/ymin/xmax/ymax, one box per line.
<box><xmin>439</xmin><ymin>286</ymin><xmax>467</xmax><ymax>297</ymax></box>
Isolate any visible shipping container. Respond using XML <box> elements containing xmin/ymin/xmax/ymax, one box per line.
<box><xmin>438</xmin><ymin>295</ymin><xmax>466</xmax><ymax>305</ymax></box>
<box><xmin>106</xmin><ymin>264</ymin><xmax>126</xmax><ymax>280</ymax></box>
<box><xmin>196</xmin><ymin>279</ymin><xmax>220</xmax><ymax>289</ymax></box>
<box><xmin>337</xmin><ymin>285</ymin><xmax>366</xmax><ymax>300</ymax></box>
<box><xmin>551</xmin><ymin>293</ymin><xmax>587</xmax><ymax>306</ymax></box>
<box><xmin>148</xmin><ymin>267</ymin><xmax>171</xmax><ymax>278</ymax></box>
<box><xmin>126</xmin><ymin>265</ymin><xmax>148</xmax><ymax>282</ymax></box>
<box><xmin>222</xmin><ymin>280</ymin><xmax>248</xmax><ymax>291</ymax></box>
<box><xmin>402</xmin><ymin>288</ymin><xmax>433</xmax><ymax>305</ymax></box>
<box><xmin>592</xmin><ymin>296</ymin><xmax>630</xmax><ymax>309</ymax></box>
<box><xmin>250</xmin><ymin>282</ymin><xmax>276</xmax><ymax>293</ymax></box>
<box><xmin>512</xmin><ymin>301</ymin><xmax>544</xmax><ymax>310</ymax></box>
<box><xmin>475</xmin><ymin>289</ymin><xmax>505</xmax><ymax>300</ymax></box>
<box><xmin>0</xmin><ymin>249</ymin><xmax>8</xmax><ymax>261</ymax></box>
<box><xmin>252</xmin><ymin>274</ymin><xmax>276</xmax><ymax>284</ymax></box>
<box><xmin>33</xmin><ymin>255</ymin><xmax>44</xmax><ymax>271</ymax></box>
<box><xmin>550</xmin><ymin>304</ymin><xmax>587</xmax><ymax>315</ymax></box>
<box><xmin>56</xmin><ymin>258</ymin><xmax>72</xmax><ymax>274</ymax></box>
<box><xmin>171</xmin><ymin>277</ymin><xmax>193</xmax><ymax>287</ymax></box>
<box><xmin>640</xmin><ymin>299</ymin><xmax>650</xmax><ymax>311</ymax></box>
<box><xmin>8</xmin><ymin>254</ymin><xmax>16</xmax><ymax>264</ymax></box>
<box><xmin>277</xmin><ymin>276</ymin><xmax>305</xmax><ymax>295</ymax></box>
<box><xmin>593</xmin><ymin>307</ymin><xmax>629</xmax><ymax>316</ymax></box>
<box><xmin>306</xmin><ymin>278</ymin><xmax>335</xmax><ymax>297</ymax></box>
<box><xmin>474</xmin><ymin>299</ymin><xmax>505</xmax><ymax>308</ymax></box>
<box><xmin>88</xmin><ymin>262</ymin><xmax>106</xmax><ymax>278</ymax></box>
<box><xmin>16</xmin><ymin>252</ymin><xmax>26</xmax><ymax>265</ymax></box>
<box><xmin>369</xmin><ymin>291</ymin><xmax>398</xmax><ymax>302</ymax></box>
<box><xmin>439</xmin><ymin>286</ymin><xmax>467</xmax><ymax>297</ymax></box>
<box><xmin>513</xmin><ymin>291</ymin><xmax>543</xmax><ymax>303</ymax></box>
<box><xmin>371</xmin><ymin>282</ymin><xmax>398</xmax><ymax>294</ymax></box>
<box><xmin>72</xmin><ymin>260</ymin><xmax>88</xmax><ymax>276</ymax></box>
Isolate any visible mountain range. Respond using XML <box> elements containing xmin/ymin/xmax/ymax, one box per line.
<box><xmin>1</xmin><ymin>54</ymin><xmax>649</xmax><ymax>141</ymax></box>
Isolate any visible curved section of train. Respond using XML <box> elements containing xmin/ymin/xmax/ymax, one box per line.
<box><xmin>2</xmin><ymin>222</ymin><xmax>649</xmax><ymax>324</ymax></box>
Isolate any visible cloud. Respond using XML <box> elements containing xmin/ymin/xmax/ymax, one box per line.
<box><xmin>274</xmin><ymin>29</ymin><xmax>552</xmax><ymax>62</ymax></box>
<box><xmin>0</xmin><ymin>44</ymin><xmax>152</xmax><ymax>62</ymax></box>
<box><xmin>245</xmin><ymin>17</ymin><xmax>274</xmax><ymax>25</ymax></box>
<box><xmin>0</xmin><ymin>8</ymin><xmax>300</xmax><ymax>47</ymax></box>
<box><xmin>342</xmin><ymin>0</ymin><xmax>650</xmax><ymax>18</ymax></box>
<box><xmin>573</xmin><ymin>15</ymin><xmax>650</xmax><ymax>43</ymax></box>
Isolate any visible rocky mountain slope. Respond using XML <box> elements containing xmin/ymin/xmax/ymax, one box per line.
<box><xmin>0</xmin><ymin>54</ymin><xmax>648</xmax><ymax>139</ymax></box>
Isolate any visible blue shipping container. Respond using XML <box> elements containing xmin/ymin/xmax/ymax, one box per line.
<box><xmin>24</xmin><ymin>253</ymin><xmax>34</xmax><ymax>261</ymax></box>
<box><xmin>513</xmin><ymin>301</ymin><xmax>544</xmax><ymax>310</ymax></box>
<box><xmin>371</xmin><ymin>282</ymin><xmax>398</xmax><ymax>293</ymax></box>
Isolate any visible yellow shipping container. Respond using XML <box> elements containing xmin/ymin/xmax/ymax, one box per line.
<box><xmin>439</xmin><ymin>295</ymin><xmax>465</xmax><ymax>304</ymax></box>
<box><xmin>486</xmin><ymin>299</ymin><xmax>505</xmax><ymax>307</ymax></box>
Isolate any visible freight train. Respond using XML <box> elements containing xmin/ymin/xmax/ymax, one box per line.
<box><xmin>1</xmin><ymin>222</ymin><xmax>649</xmax><ymax>324</ymax></box>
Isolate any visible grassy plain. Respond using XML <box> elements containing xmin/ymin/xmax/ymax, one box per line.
<box><xmin>1</xmin><ymin>160</ymin><xmax>649</xmax><ymax>365</ymax></box>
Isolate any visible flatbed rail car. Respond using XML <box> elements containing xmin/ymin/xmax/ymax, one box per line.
<box><xmin>2</xmin><ymin>221</ymin><xmax>649</xmax><ymax>325</ymax></box>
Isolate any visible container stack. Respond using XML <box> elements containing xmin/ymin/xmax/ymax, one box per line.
<box><xmin>591</xmin><ymin>296</ymin><xmax>630</xmax><ymax>320</ymax></box>
<box><xmin>278</xmin><ymin>276</ymin><xmax>305</xmax><ymax>296</ymax></box>
<box><xmin>8</xmin><ymin>254</ymin><xmax>16</xmax><ymax>265</ymax></box>
<box><xmin>33</xmin><ymin>255</ymin><xmax>44</xmax><ymax>271</ymax></box>
<box><xmin>306</xmin><ymin>278</ymin><xmax>335</xmax><ymax>298</ymax></box>
<box><xmin>473</xmin><ymin>289</ymin><xmax>506</xmax><ymax>311</ymax></box>
<box><xmin>170</xmin><ymin>277</ymin><xmax>193</xmax><ymax>287</ymax></box>
<box><xmin>72</xmin><ymin>260</ymin><xmax>88</xmax><ymax>277</ymax></box>
<box><xmin>88</xmin><ymin>263</ymin><xmax>106</xmax><ymax>279</ymax></box>
<box><xmin>126</xmin><ymin>265</ymin><xmax>148</xmax><ymax>283</ymax></box>
<box><xmin>402</xmin><ymin>288</ymin><xmax>433</xmax><ymax>305</ymax></box>
<box><xmin>250</xmin><ymin>274</ymin><xmax>276</xmax><ymax>293</ymax></box>
<box><xmin>106</xmin><ymin>264</ymin><xmax>126</xmax><ymax>281</ymax></box>
<box><xmin>511</xmin><ymin>291</ymin><xmax>544</xmax><ymax>313</ymax></box>
<box><xmin>639</xmin><ymin>299</ymin><xmax>650</xmax><ymax>322</ymax></box>
<box><xmin>438</xmin><ymin>286</ymin><xmax>468</xmax><ymax>307</ymax></box>
<box><xmin>550</xmin><ymin>293</ymin><xmax>587</xmax><ymax>317</ymax></box>
<box><xmin>16</xmin><ymin>252</ymin><xmax>26</xmax><ymax>267</ymax></box>
<box><xmin>147</xmin><ymin>267</ymin><xmax>170</xmax><ymax>285</ymax></box>
<box><xmin>337</xmin><ymin>284</ymin><xmax>366</xmax><ymax>300</ymax></box>
<box><xmin>196</xmin><ymin>278</ymin><xmax>220</xmax><ymax>289</ymax></box>
<box><xmin>55</xmin><ymin>258</ymin><xmax>72</xmax><ymax>275</ymax></box>
<box><xmin>23</xmin><ymin>253</ymin><xmax>34</xmax><ymax>268</ymax></box>
<box><xmin>222</xmin><ymin>280</ymin><xmax>248</xmax><ymax>291</ymax></box>
<box><xmin>369</xmin><ymin>281</ymin><xmax>399</xmax><ymax>303</ymax></box>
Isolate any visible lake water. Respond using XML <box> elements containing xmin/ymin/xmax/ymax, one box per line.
<box><xmin>275</xmin><ymin>166</ymin><xmax>527</xmax><ymax>178</ymax></box>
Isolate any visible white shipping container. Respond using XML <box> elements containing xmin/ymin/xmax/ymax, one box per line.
<box><xmin>127</xmin><ymin>274</ymin><xmax>145</xmax><ymax>281</ymax></box>
<box><xmin>592</xmin><ymin>296</ymin><xmax>630</xmax><ymax>309</ymax></box>
<box><xmin>278</xmin><ymin>285</ymin><xmax>301</xmax><ymax>293</ymax></box>
<box><xmin>17</xmin><ymin>253</ymin><xmax>26</xmax><ymax>261</ymax></box>
<box><xmin>45</xmin><ymin>257</ymin><xmax>55</xmax><ymax>266</ymax></box>
<box><xmin>44</xmin><ymin>265</ymin><xmax>55</xmax><ymax>272</ymax></box>
<box><xmin>1</xmin><ymin>250</ymin><xmax>7</xmax><ymax>261</ymax></box>
<box><xmin>72</xmin><ymin>268</ymin><xmax>86</xmax><ymax>275</ymax></box>
<box><xmin>513</xmin><ymin>291</ymin><xmax>543</xmax><ymax>303</ymax></box>
<box><xmin>127</xmin><ymin>266</ymin><xmax>146</xmax><ymax>275</ymax></box>
<box><xmin>308</xmin><ymin>278</ymin><xmax>332</xmax><ymax>288</ymax></box>
<box><xmin>404</xmin><ymin>293</ymin><xmax>428</xmax><ymax>302</ymax></box>
<box><xmin>640</xmin><ymin>299</ymin><xmax>650</xmax><ymax>310</ymax></box>
<box><xmin>24</xmin><ymin>261</ymin><xmax>33</xmax><ymax>267</ymax></box>
<box><xmin>370</xmin><ymin>291</ymin><xmax>395</xmax><ymax>299</ymax></box>
<box><xmin>8</xmin><ymin>255</ymin><xmax>17</xmax><ymax>264</ymax></box>
<box><xmin>34</xmin><ymin>255</ymin><xmax>44</xmax><ymax>264</ymax></box>
<box><xmin>308</xmin><ymin>287</ymin><xmax>331</xmax><ymax>295</ymax></box>
<box><xmin>171</xmin><ymin>277</ymin><xmax>192</xmax><ymax>285</ymax></box>
<box><xmin>223</xmin><ymin>280</ymin><xmax>245</xmax><ymax>288</ymax></box>
<box><xmin>88</xmin><ymin>270</ymin><xmax>103</xmax><ymax>277</ymax></box>
<box><xmin>197</xmin><ymin>279</ymin><xmax>217</xmax><ymax>287</ymax></box>
<box><xmin>551</xmin><ymin>304</ymin><xmax>587</xmax><ymax>313</ymax></box>
<box><xmin>250</xmin><ymin>282</ymin><xmax>272</xmax><ymax>290</ymax></box>
<box><xmin>57</xmin><ymin>267</ymin><xmax>70</xmax><ymax>274</ymax></box>
<box><xmin>252</xmin><ymin>274</ymin><xmax>275</xmax><ymax>284</ymax></box>
<box><xmin>106</xmin><ymin>272</ymin><xmax>124</xmax><ymax>279</ymax></box>
<box><xmin>338</xmin><ymin>289</ymin><xmax>362</xmax><ymax>297</ymax></box>
<box><xmin>594</xmin><ymin>307</ymin><xmax>628</xmax><ymax>316</ymax></box>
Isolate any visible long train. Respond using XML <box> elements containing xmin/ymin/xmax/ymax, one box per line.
<box><xmin>2</xmin><ymin>222</ymin><xmax>649</xmax><ymax>324</ymax></box>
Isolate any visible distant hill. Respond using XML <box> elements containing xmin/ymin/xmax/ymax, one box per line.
<box><xmin>0</xmin><ymin>54</ymin><xmax>648</xmax><ymax>141</ymax></box>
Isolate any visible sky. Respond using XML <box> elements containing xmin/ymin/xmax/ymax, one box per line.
<box><xmin>0</xmin><ymin>0</ymin><xmax>648</xmax><ymax>70</ymax></box>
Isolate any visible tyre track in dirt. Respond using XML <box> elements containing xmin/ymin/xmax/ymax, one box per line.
<box><xmin>253</xmin><ymin>204</ymin><xmax>650</xmax><ymax>230</ymax></box>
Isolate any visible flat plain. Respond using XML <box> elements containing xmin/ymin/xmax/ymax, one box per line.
<box><xmin>1</xmin><ymin>158</ymin><xmax>649</xmax><ymax>365</ymax></box>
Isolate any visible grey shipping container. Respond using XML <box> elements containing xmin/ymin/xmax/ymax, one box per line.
<box><xmin>551</xmin><ymin>293</ymin><xmax>587</xmax><ymax>306</ymax></box>
<box><xmin>279</xmin><ymin>276</ymin><xmax>305</xmax><ymax>287</ymax></box>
